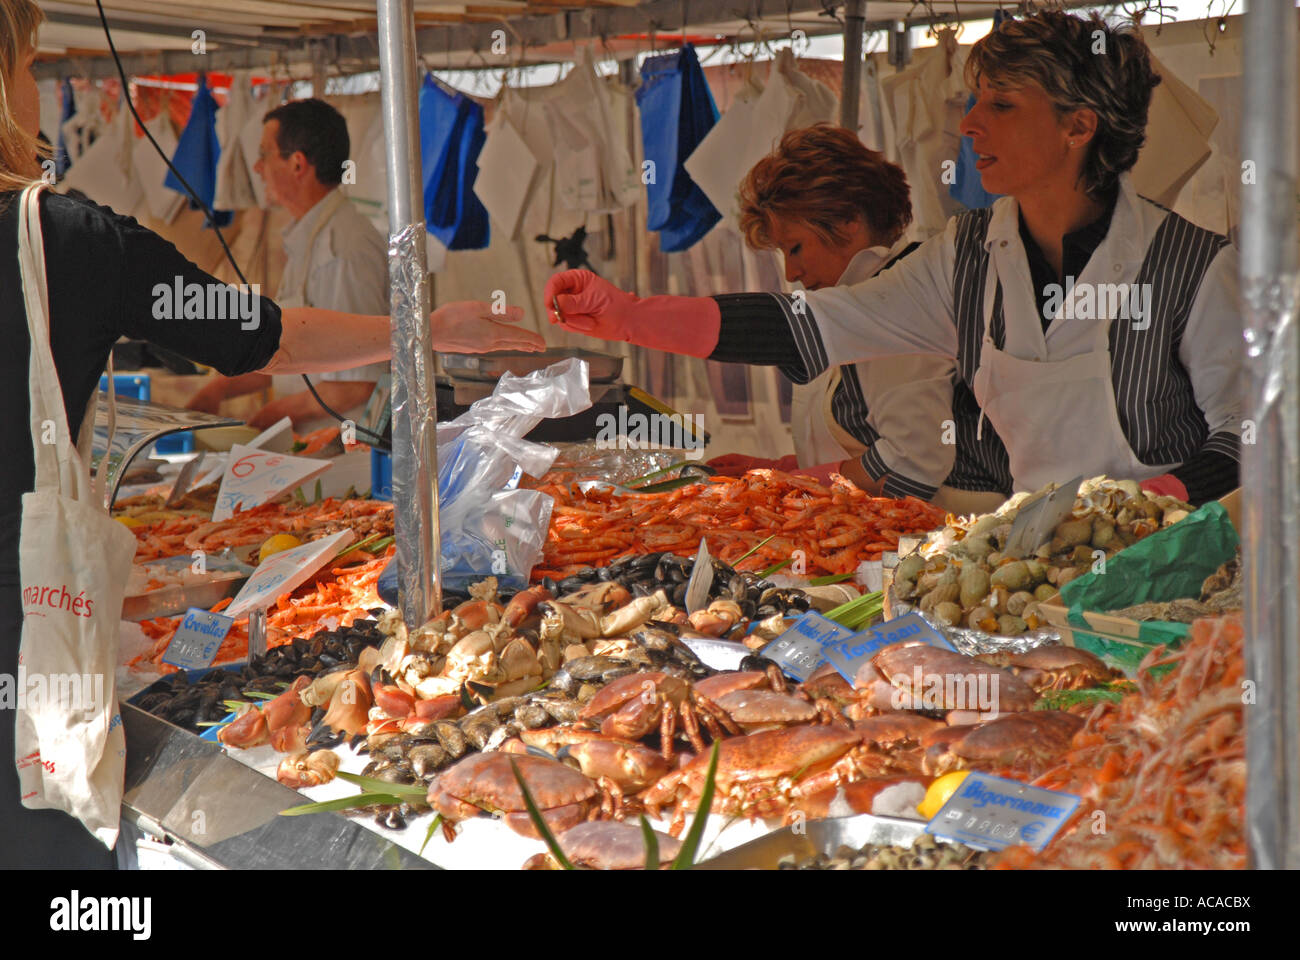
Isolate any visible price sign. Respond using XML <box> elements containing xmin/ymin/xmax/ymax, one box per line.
<box><xmin>211</xmin><ymin>443</ymin><xmax>333</xmax><ymax>520</ymax></box>
<box><xmin>926</xmin><ymin>772</ymin><xmax>1081</xmax><ymax>853</ymax></box>
<box><xmin>224</xmin><ymin>529</ymin><xmax>353</xmax><ymax>619</ymax></box>
<box><xmin>820</xmin><ymin>612</ymin><xmax>957</xmax><ymax>685</ymax></box>
<box><xmin>161</xmin><ymin>608</ymin><xmax>235</xmax><ymax>670</ymax></box>
<box><xmin>760</xmin><ymin>612</ymin><xmax>856</xmax><ymax>682</ymax></box>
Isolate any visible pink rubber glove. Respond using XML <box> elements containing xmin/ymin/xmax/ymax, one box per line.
<box><xmin>707</xmin><ymin>454</ymin><xmax>799</xmax><ymax>477</ymax></box>
<box><xmin>790</xmin><ymin>461</ymin><xmax>843</xmax><ymax>484</ymax></box>
<box><xmin>1139</xmin><ymin>474</ymin><xmax>1189</xmax><ymax>501</ymax></box>
<box><xmin>544</xmin><ymin>269</ymin><xmax>721</xmax><ymax>358</ymax></box>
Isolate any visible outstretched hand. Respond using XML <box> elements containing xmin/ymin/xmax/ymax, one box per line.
<box><xmin>543</xmin><ymin>269</ymin><xmax>637</xmax><ymax>339</ymax></box>
<box><xmin>432</xmin><ymin>301</ymin><xmax>546</xmax><ymax>354</ymax></box>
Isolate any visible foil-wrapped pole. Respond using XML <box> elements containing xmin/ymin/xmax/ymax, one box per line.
<box><xmin>1241</xmin><ymin>0</ymin><xmax>1300</xmax><ymax>870</ymax></box>
<box><xmin>377</xmin><ymin>0</ymin><xmax>441</xmax><ymax>627</ymax></box>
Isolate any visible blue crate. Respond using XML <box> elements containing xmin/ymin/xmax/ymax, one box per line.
<box><xmin>153</xmin><ymin>431</ymin><xmax>194</xmax><ymax>454</ymax></box>
<box><xmin>371</xmin><ymin>448</ymin><xmax>392</xmax><ymax>500</ymax></box>
<box><xmin>99</xmin><ymin>373</ymin><xmax>150</xmax><ymax>402</ymax></box>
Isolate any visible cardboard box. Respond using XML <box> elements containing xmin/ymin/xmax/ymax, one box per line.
<box><xmin>1038</xmin><ymin>487</ymin><xmax>1240</xmax><ymax>648</ymax></box>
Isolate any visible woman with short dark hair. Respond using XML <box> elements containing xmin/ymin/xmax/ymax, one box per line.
<box><xmin>548</xmin><ymin>9</ymin><xmax>1240</xmax><ymax>507</ymax></box>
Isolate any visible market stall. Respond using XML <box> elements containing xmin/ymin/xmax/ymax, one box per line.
<box><xmin>11</xmin><ymin>0</ymin><xmax>1297</xmax><ymax>874</ymax></box>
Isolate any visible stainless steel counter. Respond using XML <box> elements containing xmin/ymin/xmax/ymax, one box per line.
<box><xmin>121</xmin><ymin>703</ymin><xmax>436</xmax><ymax>870</ymax></box>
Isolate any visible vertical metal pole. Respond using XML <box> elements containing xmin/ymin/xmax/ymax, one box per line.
<box><xmin>377</xmin><ymin>0</ymin><xmax>442</xmax><ymax>627</ymax></box>
<box><xmin>310</xmin><ymin>41</ymin><xmax>327</xmax><ymax>99</ymax></box>
<box><xmin>840</xmin><ymin>0</ymin><xmax>867</xmax><ymax>130</ymax></box>
<box><xmin>1241</xmin><ymin>0</ymin><xmax>1300</xmax><ymax>870</ymax></box>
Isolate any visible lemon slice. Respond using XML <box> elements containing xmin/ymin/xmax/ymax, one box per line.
<box><xmin>258</xmin><ymin>534</ymin><xmax>302</xmax><ymax>564</ymax></box>
<box><xmin>115</xmin><ymin>516</ymin><xmax>144</xmax><ymax>529</ymax></box>
<box><xmin>917</xmin><ymin>770</ymin><xmax>970</xmax><ymax>820</ymax></box>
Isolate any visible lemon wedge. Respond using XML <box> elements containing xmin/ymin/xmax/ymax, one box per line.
<box><xmin>115</xmin><ymin>516</ymin><xmax>144</xmax><ymax>529</ymax></box>
<box><xmin>258</xmin><ymin>534</ymin><xmax>302</xmax><ymax>564</ymax></box>
<box><xmin>917</xmin><ymin>770</ymin><xmax>970</xmax><ymax>820</ymax></box>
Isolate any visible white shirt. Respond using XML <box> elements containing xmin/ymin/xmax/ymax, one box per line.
<box><xmin>276</xmin><ymin>189</ymin><xmax>390</xmax><ymax>385</ymax></box>
<box><xmin>831</xmin><ymin>243</ymin><xmax>957</xmax><ymax>497</ymax></box>
<box><xmin>800</xmin><ymin>174</ymin><xmax>1241</xmax><ymax>485</ymax></box>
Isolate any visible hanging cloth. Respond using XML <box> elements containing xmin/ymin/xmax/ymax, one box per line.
<box><xmin>419</xmin><ymin>74</ymin><xmax>490</xmax><ymax>251</ymax></box>
<box><xmin>1130</xmin><ymin>52</ymin><xmax>1218</xmax><ymax>208</ymax></box>
<box><xmin>214</xmin><ymin>71</ymin><xmax>259</xmax><ymax>211</ymax></box>
<box><xmin>949</xmin><ymin>94</ymin><xmax>1002</xmax><ymax>209</ymax></box>
<box><xmin>55</xmin><ymin>79</ymin><xmax>76</xmax><ymax>175</ymax></box>
<box><xmin>164</xmin><ymin>75</ymin><xmax>232</xmax><ymax>226</ymax></box>
<box><xmin>683</xmin><ymin>72</ymin><xmax>765</xmax><ymax>233</ymax></box>
<box><xmin>61</xmin><ymin>97</ymin><xmax>142</xmax><ymax>214</ymax></box>
<box><xmin>635</xmin><ymin>43</ymin><xmax>721</xmax><ymax>253</ymax></box>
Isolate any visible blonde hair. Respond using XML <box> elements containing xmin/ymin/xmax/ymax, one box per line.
<box><xmin>0</xmin><ymin>0</ymin><xmax>46</xmax><ymax>193</ymax></box>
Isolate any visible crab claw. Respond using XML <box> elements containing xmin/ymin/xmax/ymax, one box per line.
<box><xmin>218</xmin><ymin>706</ymin><xmax>269</xmax><ymax>749</ymax></box>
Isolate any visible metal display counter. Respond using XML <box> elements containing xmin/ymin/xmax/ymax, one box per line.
<box><xmin>120</xmin><ymin>703</ymin><xmax>435</xmax><ymax>870</ymax></box>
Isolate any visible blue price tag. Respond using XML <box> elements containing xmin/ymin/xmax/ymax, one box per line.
<box><xmin>926</xmin><ymin>771</ymin><xmax>1081</xmax><ymax>853</ymax></box>
<box><xmin>161</xmin><ymin>608</ymin><xmax>235</xmax><ymax>671</ymax></box>
<box><xmin>820</xmin><ymin>612</ymin><xmax>957</xmax><ymax>685</ymax></box>
<box><xmin>760</xmin><ymin>611</ymin><xmax>857</xmax><ymax>682</ymax></box>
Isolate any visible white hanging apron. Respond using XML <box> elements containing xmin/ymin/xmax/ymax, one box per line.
<box><xmin>14</xmin><ymin>184</ymin><xmax>138</xmax><ymax>848</ymax></box>
<box><xmin>970</xmin><ymin>250</ymin><xmax>1176</xmax><ymax>492</ymax></box>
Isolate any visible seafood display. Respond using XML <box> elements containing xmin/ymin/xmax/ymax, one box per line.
<box><xmin>121</xmin><ymin>497</ymin><xmax>394</xmax><ymax>563</ymax></box>
<box><xmin>114</xmin><ymin>440</ymin><xmax>1253</xmax><ymax>872</ymax></box>
<box><xmin>780</xmin><ymin>835</ymin><xmax>995</xmax><ymax>871</ymax></box>
<box><xmin>894</xmin><ymin>476</ymin><xmax>1194</xmax><ymax>636</ymax></box>
<box><xmin>1104</xmin><ymin>554</ymin><xmax>1242</xmax><ymax>623</ymax></box>
<box><xmin>995</xmin><ymin>613</ymin><xmax>1246</xmax><ymax>870</ymax></box>
<box><xmin>534</xmin><ymin>470</ymin><xmax>946</xmax><ymax>577</ymax></box>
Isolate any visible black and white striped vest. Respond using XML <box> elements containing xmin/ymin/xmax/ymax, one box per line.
<box><xmin>945</xmin><ymin>203</ymin><xmax>1232</xmax><ymax>495</ymax></box>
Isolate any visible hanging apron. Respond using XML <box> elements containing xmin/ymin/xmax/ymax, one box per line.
<box><xmin>970</xmin><ymin>249</ymin><xmax>1177</xmax><ymax>492</ymax></box>
<box><xmin>14</xmin><ymin>184</ymin><xmax>137</xmax><ymax>848</ymax></box>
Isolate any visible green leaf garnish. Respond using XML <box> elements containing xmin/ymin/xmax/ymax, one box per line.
<box><xmin>510</xmin><ymin>758</ymin><xmax>575</xmax><ymax>870</ymax></box>
<box><xmin>335</xmin><ymin>770</ymin><xmax>430</xmax><ymax>798</ymax></box>
<box><xmin>640</xmin><ymin>815</ymin><xmax>660</xmax><ymax>871</ymax></box>
<box><xmin>279</xmin><ymin>793</ymin><xmax>405</xmax><ymax>816</ymax></box>
<box><xmin>759</xmin><ymin>558</ymin><xmax>794</xmax><ymax>578</ymax></box>
<box><xmin>734</xmin><ymin>535</ymin><xmax>776</xmax><ymax>565</ymax></box>
<box><xmin>809</xmin><ymin>571</ymin><xmax>856</xmax><ymax>586</ymax></box>
<box><xmin>419</xmin><ymin>814</ymin><xmax>444</xmax><ymax>857</ymax></box>
<box><xmin>671</xmin><ymin>739</ymin><xmax>719</xmax><ymax>870</ymax></box>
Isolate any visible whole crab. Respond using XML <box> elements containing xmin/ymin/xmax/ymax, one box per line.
<box><xmin>427</xmin><ymin>752</ymin><xmax>604</xmax><ymax>840</ymax></box>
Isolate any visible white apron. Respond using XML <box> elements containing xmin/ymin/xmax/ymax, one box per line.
<box><xmin>970</xmin><ymin>248</ymin><xmax>1177</xmax><ymax>492</ymax></box>
<box><xmin>14</xmin><ymin>184</ymin><xmax>138</xmax><ymax>848</ymax></box>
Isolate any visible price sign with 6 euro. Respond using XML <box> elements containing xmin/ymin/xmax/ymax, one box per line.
<box><xmin>212</xmin><ymin>443</ymin><xmax>334</xmax><ymax>521</ymax></box>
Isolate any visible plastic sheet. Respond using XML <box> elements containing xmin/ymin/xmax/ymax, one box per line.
<box><xmin>427</xmin><ymin>358</ymin><xmax>592</xmax><ymax>591</ymax></box>
<box><xmin>888</xmin><ymin>598</ymin><xmax>1061</xmax><ymax>658</ymax></box>
<box><xmin>534</xmin><ymin>442</ymin><xmax>695</xmax><ymax>487</ymax></box>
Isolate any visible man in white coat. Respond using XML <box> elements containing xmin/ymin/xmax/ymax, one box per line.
<box><xmin>188</xmin><ymin>98</ymin><xmax>389</xmax><ymax>429</ymax></box>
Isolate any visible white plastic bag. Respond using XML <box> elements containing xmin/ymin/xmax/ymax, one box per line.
<box><xmin>434</xmin><ymin>358</ymin><xmax>591</xmax><ymax>589</ymax></box>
